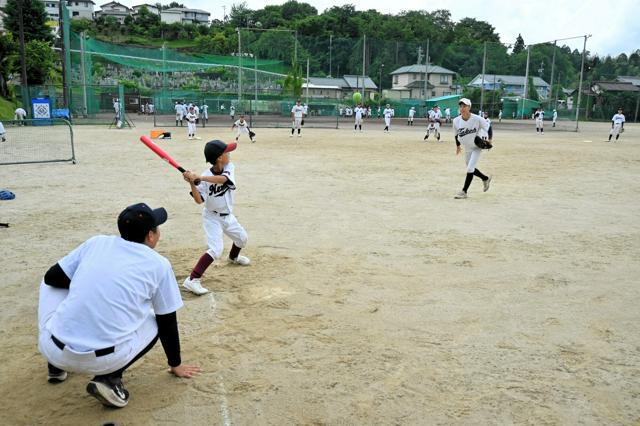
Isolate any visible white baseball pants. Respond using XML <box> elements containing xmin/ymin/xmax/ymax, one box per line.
<box><xmin>203</xmin><ymin>211</ymin><xmax>248</xmax><ymax>259</ymax></box>
<box><xmin>464</xmin><ymin>148</ymin><xmax>483</xmax><ymax>173</ymax></box>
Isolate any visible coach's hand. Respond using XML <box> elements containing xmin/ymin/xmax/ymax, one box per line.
<box><xmin>170</xmin><ymin>364</ymin><xmax>202</xmax><ymax>378</ymax></box>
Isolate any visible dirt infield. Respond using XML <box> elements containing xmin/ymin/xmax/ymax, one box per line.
<box><xmin>1</xmin><ymin>120</ymin><xmax>639</xmax><ymax>425</ymax></box>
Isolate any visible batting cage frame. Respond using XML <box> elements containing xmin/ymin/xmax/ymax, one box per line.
<box><xmin>0</xmin><ymin>119</ymin><xmax>76</xmax><ymax>166</ymax></box>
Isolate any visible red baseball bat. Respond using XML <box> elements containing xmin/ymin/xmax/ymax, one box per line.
<box><xmin>139</xmin><ymin>136</ymin><xmax>200</xmax><ymax>184</ymax></box>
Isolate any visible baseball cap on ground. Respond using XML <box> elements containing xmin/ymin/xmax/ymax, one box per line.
<box><xmin>204</xmin><ymin>140</ymin><xmax>237</xmax><ymax>164</ymax></box>
<box><xmin>118</xmin><ymin>203</ymin><xmax>167</xmax><ymax>242</ymax></box>
<box><xmin>459</xmin><ymin>98</ymin><xmax>472</xmax><ymax>106</ymax></box>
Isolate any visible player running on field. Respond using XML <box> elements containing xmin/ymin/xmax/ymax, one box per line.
<box><xmin>290</xmin><ymin>99</ymin><xmax>305</xmax><ymax>137</ymax></box>
<box><xmin>0</xmin><ymin>120</ymin><xmax>6</xmax><ymax>142</ymax></box>
<box><xmin>424</xmin><ymin>105</ymin><xmax>442</xmax><ymax>141</ymax></box>
<box><xmin>232</xmin><ymin>114</ymin><xmax>256</xmax><ymax>143</ymax></box>
<box><xmin>182</xmin><ymin>140</ymin><xmax>250</xmax><ymax>296</ymax></box>
<box><xmin>453</xmin><ymin>98</ymin><xmax>492</xmax><ymax>199</ymax></box>
<box><xmin>534</xmin><ymin>107</ymin><xmax>544</xmax><ymax>134</ymax></box>
<box><xmin>608</xmin><ymin>107</ymin><xmax>625</xmax><ymax>142</ymax></box>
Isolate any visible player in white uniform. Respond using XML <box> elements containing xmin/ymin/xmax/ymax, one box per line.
<box><xmin>383</xmin><ymin>104</ymin><xmax>393</xmax><ymax>132</ymax></box>
<box><xmin>354</xmin><ymin>104</ymin><xmax>365</xmax><ymax>131</ymax></box>
<box><xmin>445</xmin><ymin>107</ymin><xmax>451</xmax><ymax>123</ymax></box>
<box><xmin>608</xmin><ymin>108</ymin><xmax>625</xmax><ymax>142</ymax></box>
<box><xmin>193</xmin><ymin>104</ymin><xmax>200</xmax><ymax>124</ymax></box>
<box><xmin>552</xmin><ymin>109</ymin><xmax>558</xmax><ymax>127</ymax></box>
<box><xmin>498</xmin><ymin>109</ymin><xmax>503</xmax><ymax>123</ymax></box>
<box><xmin>232</xmin><ymin>114</ymin><xmax>255</xmax><ymax>142</ymax></box>
<box><xmin>38</xmin><ymin>203</ymin><xmax>201</xmax><ymax>407</ymax></box>
<box><xmin>303</xmin><ymin>103</ymin><xmax>309</xmax><ymax>116</ymax></box>
<box><xmin>534</xmin><ymin>107</ymin><xmax>544</xmax><ymax>134</ymax></box>
<box><xmin>185</xmin><ymin>106</ymin><xmax>199</xmax><ymax>140</ymax></box>
<box><xmin>480</xmin><ymin>111</ymin><xmax>493</xmax><ymax>140</ymax></box>
<box><xmin>453</xmin><ymin>98</ymin><xmax>492</xmax><ymax>199</ymax></box>
<box><xmin>290</xmin><ymin>99</ymin><xmax>305</xmax><ymax>137</ymax></box>
<box><xmin>201</xmin><ymin>104</ymin><xmax>209</xmax><ymax>123</ymax></box>
<box><xmin>174</xmin><ymin>102</ymin><xmax>184</xmax><ymax>127</ymax></box>
<box><xmin>424</xmin><ymin>105</ymin><xmax>442</xmax><ymax>141</ymax></box>
<box><xmin>0</xmin><ymin>120</ymin><xmax>6</xmax><ymax>142</ymax></box>
<box><xmin>14</xmin><ymin>107</ymin><xmax>27</xmax><ymax>125</ymax></box>
<box><xmin>230</xmin><ymin>105</ymin><xmax>235</xmax><ymax>121</ymax></box>
<box><xmin>408</xmin><ymin>107</ymin><xmax>416</xmax><ymax>126</ymax></box>
<box><xmin>182</xmin><ymin>141</ymin><xmax>250</xmax><ymax>295</ymax></box>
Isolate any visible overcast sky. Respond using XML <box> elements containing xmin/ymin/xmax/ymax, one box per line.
<box><xmin>118</xmin><ymin>0</ymin><xmax>639</xmax><ymax>57</ymax></box>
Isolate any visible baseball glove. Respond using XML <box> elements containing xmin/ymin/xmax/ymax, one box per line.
<box><xmin>474</xmin><ymin>136</ymin><xmax>493</xmax><ymax>150</ymax></box>
<box><xmin>301</xmin><ymin>119</ymin><xmax>305</xmax><ymax>126</ymax></box>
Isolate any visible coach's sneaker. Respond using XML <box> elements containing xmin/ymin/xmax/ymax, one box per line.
<box><xmin>86</xmin><ymin>377</ymin><xmax>129</xmax><ymax>408</ymax></box>
<box><xmin>454</xmin><ymin>191</ymin><xmax>468</xmax><ymax>199</ymax></box>
<box><xmin>48</xmin><ymin>364</ymin><xmax>67</xmax><ymax>384</ymax></box>
<box><xmin>229</xmin><ymin>255</ymin><xmax>251</xmax><ymax>266</ymax></box>
<box><xmin>183</xmin><ymin>277</ymin><xmax>209</xmax><ymax>295</ymax></box>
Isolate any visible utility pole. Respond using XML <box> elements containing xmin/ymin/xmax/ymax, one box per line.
<box><xmin>237</xmin><ymin>27</ymin><xmax>241</xmax><ymax>104</ymax></box>
<box><xmin>522</xmin><ymin>45</ymin><xmax>531</xmax><ymax>119</ymax></box>
<box><xmin>575</xmin><ymin>35</ymin><xmax>590</xmax><ymax>130</ymax></box>
<box><xmin>361</xmin><ymin>34</ymin><xmax>366</xmax><ymax>99</ymax></box>
<box><xmin>549</xmin><ymin>40</ymin><xmax>557</xmax><ymax>108</ymax></box>
<box><xmin>18</xmin><ymin>0</ymin><xmax>29</xmax><ymax>109</ymax></box>
<box><xmin>425</xmin><ymin>39</ymin><xmax>430</xmax><ymax>104</ymax></box>
<box><xmin>480</xmin><ymin>41</ymin><xmax>487</xmax><ymax>114</ymax></box>
<box><xmin>329</xmin><ymin>34</ymin><xmax>333</xmax><ymax>77</ymax></box>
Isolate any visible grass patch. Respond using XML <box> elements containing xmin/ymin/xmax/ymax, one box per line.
<box><xmin>0</xmin><ymin>97</ymin><xmax>16</xmax><ymax>121</ymax></box>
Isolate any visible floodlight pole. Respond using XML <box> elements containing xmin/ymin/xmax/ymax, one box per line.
<box><xmin>329</xmin><ymin>33</ymin><xmax>333</xmax><ymax>77</ymax></box>
<box><xmin>480</xmin><ymin>41</ymin><xmax>487</xmax><ymax>114</ymax></box>
<box><xmin>425</xmin><ymin>39</ymin><xmax>430</xmax><ymax>105</ymax></box>
<box><xmin>575</xmin><ymin>35</ymin><xmax>590</xmax><ymax>131</ymax></box>
<box><xmin>362</xmin><ymin>34</ymin><xmax>366</xmax><ymax>100</ymax></box>
<box><xmin>549</xmin><ymin>40</ymin><xmax>557</xmax><ymax>108</ymax></box>
<box><xmin>18</xmin><ymin>0</ymin><xmax>29</xmax><ymax>108</ymax></box>
<box><xmin>522</xmin><ymin>45</ymin><xmax>531</xmax><ymax>119</ymax></box>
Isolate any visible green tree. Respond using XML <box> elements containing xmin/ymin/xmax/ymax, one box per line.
<box><xmin>1</xmin><ymin>0</ymin><xmax>54</xmax><ymax>43</ymax></box>
<box><xmin>527</xmin><ymin>76</ymin><xmax>539</xmax><ymax>101</ymax></box>
<box><xmin>25</xmin><ymin>39</ymin><xmax>56</xmax><ymax>84</ymax></box>
<box><xmin>512</xmin><ymin>34</ymin><xmax>525</xmax><ymax>55</ymax></box>
<box><xmin>0</xmin><ymin>33</ymin><xmax>17</xmax><ymax>97</ymax></box>
<box><xmin>283</xmin><ymin>63</ymin><xmax>304</xmax><ymax>97</ymax></box>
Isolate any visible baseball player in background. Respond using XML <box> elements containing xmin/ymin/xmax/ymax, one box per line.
<box><xmin>498</xmin><ymin>109</ymin><xmax>503</xmax><ymax>123</ymax></box>
<box><xmin>291</xmin><ymin>99</ymin><xmax>305</xmax><ymax>137</ymax></box>
<box><xmin>182</xmin><ymin>140</ymin><xmax>250</xmax><ymax>296</ymax></box>
<box><xmin>480</xmin><ymin>111</ymin><xmax>494</xmax><ymax>140</ymax></box>
<box><xmin>202</xmin><ymin>103</ymin><xmax>209</xmax><ymax>123</ymax></box>
<box><xmin>175</xmin><ymin>102</ymin><xmax>184</xmax><ymax>127</ymax></box>
<box><xmin>230</xmin><ymin>105</ymin><xmax>235</xmax><ymax>121</ymax></box>
<box><xmin>552</xmin><ymin>109</ymin><xmax>558</xmax><ymax>127</ymax></box>
<box><xmin>424</xmin><ymin>105</ymin><xmax>442</xmax><ymax>141</ymax></box>
<box><xmin>38</xmin><ymin>203</ymin><xmax>201</xmax><ymax>408</ymax></box>
<box><xmin>0</xmin><ymin>120</ymin><xmax>6</xmax><ymax>142</ymax></box>
<box><xmin>408</xmin><ymin>106</ymin><xmax>416</xmax><ymax>126</ymax></box>
<box><xmin>608</xmin><ymin>108</ymin><xmax>625</xmax><ymax>142</ymax></box>
<box><xmin>383</xmin><ymin>104</ymin><xmax>393</xmax><ymax>132</ymax></box>
<box><xmin>445</xmin><ymin>107</ymin><xmax>452</xmax><ymax>123</ymax></box>
<box><xmin>354</xmin><ymin>103</ymin><xmax>365</xmax><ymax>131</ymax></box>
<box><xmin>232</xmin><ymin>114</ymin><xmax>256</xmax><ymax>143</ymax></box>
<box><xmin>453</xmin><ymin>98</ymin><xmax>492</xmax><ymax>199</ymax></box>
<box><xmin>185</xmin><ymin>106</ymin><xmax>200</xmax><ymax>140</ymax></box>
<box><xmin>534</xmin><ymin>107</ymin><xmax>544</xmax><ymax>134</ymax></box>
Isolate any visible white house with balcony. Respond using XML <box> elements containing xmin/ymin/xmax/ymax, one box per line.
<box><xmin>161</xmin><ymin>7</ymin><xmax>209</xmax><ymax>25</ymax></box>
<box><xmin>132</xmin><ymin>3</ymin><xmax>159</xmax><ymax>15</ymax></box>
<box><xmin>95</xmin><ymin>1</ymin><xmax>131</xmax><ymax>24</ymax></box>
<box><xmin>388</xmin><ymin>64</ymin><xmax>457</xmax><ymax>99</ymax></box>
<box><xmin>40</xmin><ymin>0</ymin><xmax>95</xmax><ymax>21</ymax></box>
<box><xmin>468</xmin><ymin>74</ymin><xmax>551</xmax><ymax>99</ymax></box>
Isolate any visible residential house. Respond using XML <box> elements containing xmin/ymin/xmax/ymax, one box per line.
<box><xmin>39</xmin><ymin>0</ymin><xmax>95</xmax><ymax>21</ymax></box>
<box><xmin>469</xmin><ymin>74</ymin><xmax>551</xmax><ymax>99</ymax></box>
<box><xmin>161</xmin><ymin>7</ymin><xmax>210</xmax><ymax>25</ymax></box>
<box><xmin>302</xmin><ymin>75</ymin><xmax>378</xmax><ymax>100</ymax></box>
<box><xmin>132</xmin><ymin>3</ymin><xmax>160</xmax><ymax>15</ymax></box>
<box><xmin>388</xmin><ymin>64</ymin><xmax>457</xmax><ymax>99</ymax></box>
<box><xmin>95</xmin><ymin>1</ymin><xmax>131</xmax><ymax>24</ymax></box>
<box><xmin>617</xmin><ymin>75</ymin><xmax>640</xmax><ymax>88</ymax></box>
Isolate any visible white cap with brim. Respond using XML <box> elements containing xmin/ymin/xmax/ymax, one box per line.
<box><xmin>459</xmin><ymin>98</ymin><xmax>472</xmax><ymax>106</ymax></box>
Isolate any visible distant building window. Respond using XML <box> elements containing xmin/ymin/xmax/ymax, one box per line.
<box><xmin>413</xmin><ymin>74</ymin><xmax>417</xmax><ymax>81</ymax></box>
<box><xmin>393</xmin><ymin>75</ymin><xmax>398</xmax><ymax>84</ymax></box>
<box><xmin>440</xmin><ymin>75</ymin><xmax>448</xmax><ymax>84</ymax></box>
<box><xmin>432</xmin><ymin>91</ymin><xmax>436</xmax><ymax>97</ymax></box>
<box><xmin>72</xmin><ymin>11</ymin><xmax>79</xmax><ymax>15</ymax></box>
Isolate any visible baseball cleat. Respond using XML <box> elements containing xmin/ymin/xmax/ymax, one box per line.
<box><xmin>183</xmin><ymin>277</ymin><xmax>209</xmax><ymax>295</ymax></box>
<box><xmin>483</xmin><ymin>176</ymin><xmax>492</xmax><ymax>192</ymax></box>
<box><xmin>48</xmin><ymin>365</ymin><xmax>67</xmax><ymax>384</ymax></box>
<box><xmin>229</xmin><ymin>255</ymin><xmax>251</xmax><ymax>266</ymax></box>
<box><xmin>454</xmin><ymin>191</ymin><xmax>468</xmax><ymax>199</ymax></box>
<box><xmin>86</xmin><ymin>377</ymin><xmax>129</xmax><ymax>408</ymax></box>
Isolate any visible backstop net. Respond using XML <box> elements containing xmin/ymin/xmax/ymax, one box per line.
<box><xmin>0</xmin><ymin>119</ymin><xmax>76</xmax><ymax>166</ymax></box>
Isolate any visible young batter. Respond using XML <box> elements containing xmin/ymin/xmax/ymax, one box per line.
<box><xmin>453</xmin><ymin>98</ymin><xmax>492</xmax><ymax>199</ymax></box>
<box><xmin>182</xmin><ymin>140</ymin><xmax>250</xmax><ymax>296</ymax></box>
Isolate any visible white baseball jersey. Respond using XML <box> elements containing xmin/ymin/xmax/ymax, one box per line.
<box><xmin>611</xmin><ymin>113</ymin><xmax>625</xmax><ymax>125</ymax></box>
<box><xmin>453</xmin><ymin>113</ymin><xmax>490</xmax><ymax>150</ymax></box>
<box><xmin>291</xmin><ymin>104</ymin><xmax>305</xmax><ymax>118</ymax></box>
<box><xmin>174</xmin><ymin>104</ymin><xmax>183</xmax><ymax>116</ymax></box>
<box><xmin>196</xmin><ymin>163</ymin><xmax>237</xmax><ymax>214</ymax></box>
<box><xmin>355</xmin><ymin>107</ymin><xmax>365</xmax><ymax>120</ymax></box>
<box><xmin>445</xmin><ymin>108</ymin><xmax>451</xmax><ymax>117</ymax></box>
<box><xmin>46</xmin><ymin>235</ymin><xmax>182</xmax><ymax>351</ymax></box>
<box><xmin>230</xmin><ymin>106</ymin><xmax>235</xmax><ymax>116</ymax></box>
<box><xmin>180</xmin><ymin>104</ymin><xmax>188</xmax><ymax>116</ymax></box>
<box><xmin>552</xmin><ymin>111</ymin><xmax>558</xmax><ymax>121</ymax></box>
<box><xmin>303</xmin><ymin>104</ymin><xmax>309</xmax><ymax>115</ymax></box>
<box><xmin>193</xmin><ymin>105</ymin><xmax>200</xmax><ymax>117</ymax></box>
<box><xmin>234</xmin><ymin>119</ymin><xmax>250</xmax><ymax>135</ymax></box>
<box><xmin>534</xmin><ymin>110</ymin><xmax>544</xmax><ymax>121</ymax></box>
<box><xmin>429</xmin><ymin>110</ymin><xmax>442</xmax><ymax>121</ymax></box>
<box><xmin>185</xmin><ymin>112</ymin><xmax>197</xmax><ymax>123</ymax></box>
<box><xmin>202</xmin><ymin>105</ymin><xmax>208</xmax><ymax>117</ymax></box>
<box><xmin>408</xmin><ymin>109</ymin><xmax>415</xmax><ymax>118</ymax></box>
<box><xmin>383</xmin><ymin>108</ymin><xmax>393</xmax><ymax>118</ymax></box>
<box><xmin>479</xmin><ymin>117</ymin><xmax>492</xmax><ymax>138</ymax></box>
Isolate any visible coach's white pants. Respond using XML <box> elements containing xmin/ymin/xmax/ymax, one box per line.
<box><xmin>464</xmin><ymin>148</ymin><xmax>483</xmax><ymax>173</ymax></box>
<box><xmin>354</xmin><ymin>118</ymin><xmax>362</xmax><ymax>125</ymax></box>
<box><xmin>203</xmin><ymin>211</ymin><xmax>248</xmax><ymax>259</ymax></box>
<box><xmin>38</xmin><ymin>282</ymin><xmax>157</xmax><ymax>375</ymax></box>
<box><xmin>292</xmin><ymin>118</ymin><xmax>302</xmax><ymax>130</ymax></box>
<box><xmin>188</xmin><ymin>122</ymin><xmax>196</xmax><ymax>135</ymax></box>
<box><xmin>384</xmin><ymin>116</ymin><xmax>391</xmax><ymax>127</ymax></box>
<box><xmin>610</xmin><ymin>124</ymin><xmax>622</xmax><ymax>137</ymax></box>
<box><xmin>536</xmin><ymin>119</ymin><xmax>543</xmax><ymax>129</ymax></box>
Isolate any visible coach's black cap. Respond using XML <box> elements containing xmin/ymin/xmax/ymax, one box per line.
<box><xmin>204</xmin><ymin>140</ymin><xmax>237</xmax><ymax>164</ymax></box>
<box><xmin>118</xmin><ymin>203</ymin><xmax>168</xmax><ymax>243</ymax></box>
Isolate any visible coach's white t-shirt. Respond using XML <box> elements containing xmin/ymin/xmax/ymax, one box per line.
<box><xmin>453</xmin><ymin>113</ymin><xmax>489</xmax><ymax>150</ymax></box>
<box><xmin>197</xmin><ymin>163</ymin><xmax>236</xmax><ymax>214</ymax></box>
<box><xmin>49</xmin><ymin>235</ymin><xmax>182</xmax><ymax>352</ymax></box>
<box><xmin>612</xmin><ymin>113</ymin><xmax>625</xmax><ymax>125</ymax></box>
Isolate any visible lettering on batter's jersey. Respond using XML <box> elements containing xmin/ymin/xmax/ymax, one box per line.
<box><xmin>208</xmin><ymin>182</ymin><xmax>231</xmax><ymax>197</ymax></box>
<box><xmin>458</xmin><ymin>128</ymin><xmax>478</xmax><ymax>137</ymax></box>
